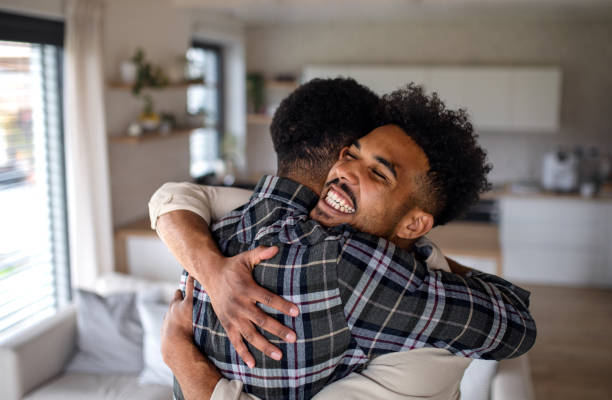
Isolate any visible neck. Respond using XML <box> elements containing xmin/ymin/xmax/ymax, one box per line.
<box><xmin>279</xmin><ymin>171</ymin><xmax>324</xmax><ymax>195</ymax></box>
<box><xmin>389</xmin><ymin>235</ymin><xmax>417</xmax><ymax>251</ymax></box>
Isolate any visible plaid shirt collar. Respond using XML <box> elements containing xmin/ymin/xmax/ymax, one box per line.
<box><xmin>250</xmin><ymin>175</ymin><xmax>320</xmax><ymax>215</ymax></box>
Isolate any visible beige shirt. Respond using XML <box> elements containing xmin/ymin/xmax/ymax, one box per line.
<box><xmin>149</xmin><ymin>182</ymin><xmax>471</xmax><ymax>400</ymax></box>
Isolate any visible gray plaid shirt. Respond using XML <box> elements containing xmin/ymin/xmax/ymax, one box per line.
<box><xmin>177</xmin><ymin>175</ymin><xmax>536</xmax><ymax>400</ymax></box>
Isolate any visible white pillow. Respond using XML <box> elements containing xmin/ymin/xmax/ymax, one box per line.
<box><xmin>137</xmin><ymin>290</ymin><xmax>174</xmax><ymax>387</ymax></box>
<box><xmin>66</xmin><ymin>289</ymin><xmax>143</xmax><ymax>374</ymax></box>
<box><xmin>460</xmin><ymin>359</ymin><xmax>499</xmax><ymax>400</ymax></box>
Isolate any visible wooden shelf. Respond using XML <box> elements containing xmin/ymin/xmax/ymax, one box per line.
<box><xmin>247</xmin><ymin>114</ymin><xmax>272</xmax><ymax>125</ymax></box>
<box><xmin>109</xmin><ymin>128</ymin><xmax>197</xmax><ymax>144</ymax></box>
<box><xmin>265</xmin><ymin>79</ymin><xmax>298</xmax><ymax>90</ymax></box>
<box><xmin>107</xmin><ymin>79</ymin><xmax>212</xmax><ymax>90</ymax></box>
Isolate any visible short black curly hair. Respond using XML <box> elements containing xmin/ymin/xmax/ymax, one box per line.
<box><xmin>270</xmin><ymin>78</ymin><xmax>380</xmax><ymax>184</ymax></box>
<box><xmin>381</xmin><ymin>83</ymin><xmax>492</xmax><ymax>227</ymax></box>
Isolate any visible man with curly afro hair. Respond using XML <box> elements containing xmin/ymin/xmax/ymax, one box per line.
<box><xmin>270</xmin><ymin>77</ymin><xmax>381</xmax><ymax>192</ymax></box>
<box><xmin>312</xmin><ymin>83</ymin><xmax>492</xmax><ymax>240</ymax></box>
<box><xmin>381</xmin><ymin>83</ymin><xmax>492</xmax><ymax>227</ymax></box>
<box><xmin>152</xmin><ymin>80</ymin><xmax>535</xmax><ymax>400</ymax></box>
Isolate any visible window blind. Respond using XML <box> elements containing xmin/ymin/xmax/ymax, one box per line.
<box><xmin>0</xmin><ymin>37</ymin><xmax>69</xmax><ymax>334</ymax></box>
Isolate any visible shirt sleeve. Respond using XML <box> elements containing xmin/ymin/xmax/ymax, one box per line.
<box><xmin>148</xmin><ymin>182</ymin><xmax>253</xmax><ymax>229</ymax></box>
<box><xmin>210</xmin><ymin>379</ymin><xmax>262</xmax><ymax>400</ymax></box>
<box><xmin>337</xmin><ymin>231</ymin><xmax>536</xmax><ymax>361</ymax></box>
<box><xmin>414</xmin><ymin>236</ymin><xmax>450</xmax><ymax>272</ymax></box>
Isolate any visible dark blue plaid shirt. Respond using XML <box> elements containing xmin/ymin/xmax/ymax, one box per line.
<box><xmin>177</xmin><ymin>176</ymin><xmax>536</xmax><ymax>400</ymax></box>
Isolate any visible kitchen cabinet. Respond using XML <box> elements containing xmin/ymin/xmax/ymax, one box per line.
<box><xmin>429</xmin><ymin>68</ymin><xmax>513</xmax><ymax>130</ymax></box>
<box><xmin>303</xmin><ymin>65</ymin><xmax>561</xmax><ymax>133</ymax></box>
<box><xmin>500</xmin><ymin>195</ymin><xmax>612</xmax><ymax>287</ymax></box>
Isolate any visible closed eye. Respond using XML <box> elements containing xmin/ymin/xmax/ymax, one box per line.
<box><xmin>344</xmin><ymin>150</ymin><xmax>357</xmax><ymax>160</ymax></box>
<box><xmin>371</xmin><ymin>169</ymin><xmax>388</xmax><ymax>182</ymax></box>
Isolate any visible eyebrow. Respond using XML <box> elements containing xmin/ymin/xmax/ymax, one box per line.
<box><xmin>374</xmin><ymin>156</ymin><xmax>397</xmax><ymax>179</ymax></box>
<box><xmin>350</xmin><ymin>141</ymin><xmax>397</xmax><ymax>179</ymax></box>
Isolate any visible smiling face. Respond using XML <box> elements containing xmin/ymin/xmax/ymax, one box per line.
<box><xmin>310</xmin><ymin>124</ymin><xmax>431</xmax><ymax>241</ymax></box>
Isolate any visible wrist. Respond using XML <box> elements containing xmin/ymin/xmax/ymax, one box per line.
<box><xmin>162</xmin><ymin>332</ymin><xmax>193</xmax><ymax>369</ymax></box>
<box><xmin>197</xmin><ymin>251</ymin><xmax>224</xmax><ymax>289</ymax></box>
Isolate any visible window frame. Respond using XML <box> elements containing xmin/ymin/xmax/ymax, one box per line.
<box><xmin>189</xmin><ymin>40</ymin><xmax>225</xmax><ymax>158</ymax></box>
<box><xmin>0</xmin><ymin>11</ymin><xmax>71</xmax><ymax>334</ymax></box>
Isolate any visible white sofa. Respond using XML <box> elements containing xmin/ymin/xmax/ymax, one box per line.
<box><xmin>0</xmin><ymin>273</ymin><xmax>535</xmax><ymax>400</ymax></box>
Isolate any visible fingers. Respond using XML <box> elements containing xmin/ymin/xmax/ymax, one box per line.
<box><xmin>185</xmin><ymin>276</ymin><xmax>195</xmax><ymax>301</ymax></box>
<box><xmin>249</xmin><ymin>306</ymin><xmax>296</xmax><ymax>343</ymax></box>
<box><xmin>255</xmin><ymin>287</ymin><xmax>299</xmax><ymax>318</ymax></box>
<box><xmin>172</xmin><ymin>289</ymin><xmax>183</xmax><ymax>302</ymax></box>
<box><xmin>227</xmin><ymin>329</ymin><xmax>256</xmax><ymax>369</ymax></box>
<box><xmin>247</xmin><ymin>245</ymin><xmax>279</xmax><ymax>267</ymax></box>
<box><xmin>240</xmin><ymin>325</ymin><xmax>283</xmax><ymax>362</ymax></box>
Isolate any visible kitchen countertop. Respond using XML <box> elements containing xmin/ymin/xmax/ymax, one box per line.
<box><xmin>115</xmin><ymin>217</ymin><xmax>502</xmax><ymax>273</ymax></box>
<box><xmin>427</xmin><ymin>221</ymin><xmax>501</xmax><ymax>272</ymax></box>
<box><xmin>481</xmin><ymin>183</ymin><xmax>612</xmax><ymax>203</ymax></box>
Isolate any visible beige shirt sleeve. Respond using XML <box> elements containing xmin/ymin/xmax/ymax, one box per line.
<box><xmin>148</xmin><ymin>182</ymin><xmax>253</xmax><ymax>230</ymax></box>
<box><xmin>415</xmin><ymin>236</ymin><xmax>451</xmax><ymax>272</ymax></box>
<box><xmin>211</xmin><ymin>349</ymin><xmax>470</xmax><ymax>400</ymax></box>
<box><xmin>210</xmin><ymin>379</ymin><xmax>261</xmax><ymax>400</ymax></box>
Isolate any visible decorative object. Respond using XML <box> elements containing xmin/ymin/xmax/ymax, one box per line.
<box><xmin>130</xmin><ymin>48</ymin><xmax>169</xmax><ymax>96</ymax></box>
<box><xmin>159</xmin><ymin>113</ymin><xmax>176</xmax><ymax>135</ymax></box>
<box><xmin>120</xmin><ymin>61</ymin><xmax>138</xmax><ymax>84</ymax></box>
<box><xmin>139</xmin><ymin>94</ymin><xmax>160</xmax><ymax>131</ymax></box>
<box><xmin>126</xmin><ymin>122</ymin><xmax>142</xmax><ymax>137</ymax></box>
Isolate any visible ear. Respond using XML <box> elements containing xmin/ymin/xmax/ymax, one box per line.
<box><xmin>394</xmin><ymin>208</ymin><xmax>434</xmax><ymax>240</ymax></box>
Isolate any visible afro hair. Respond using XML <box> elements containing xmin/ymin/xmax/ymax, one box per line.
<box><xmin>381</xmin><ymin>83</ymin><xmax>492</xmax><ymax>226</ymax></box>
<box><xmin>270</xmin><ymin>77</ymin><xmax>381</xmax><ymax>182</ymax></box>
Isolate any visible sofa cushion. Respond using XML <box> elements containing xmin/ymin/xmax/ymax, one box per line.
<box><xmin>95</xmin><ymin>272</ymin><xmax>177</xmax><ymax>302</ymax></box>
<box><xmin>23</xmin><ymin>373</ymin><xmax>172</xmax><ymax>400</ymax></box>
<box><xmin>137</xmin><ymin>289</ymin><xmax>174</xmax><ymax>386</ymax></box>
<box><xmin>65</xmin><ymin>290</ymin><xmax>143</xmax><ymax>374</ymax></box>
<box><xmin>460</xmin><ymin>359</ymin><xmax>498</xmax><ymax>400</ymax></box>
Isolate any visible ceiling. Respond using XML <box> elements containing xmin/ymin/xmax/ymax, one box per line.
<box><xmin>174</xmin><ymin>0</ymin><xmax>612</xmax><ymax>24</ymax></box>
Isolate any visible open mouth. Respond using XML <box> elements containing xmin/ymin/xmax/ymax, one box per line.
<box><xmin>324</xmin><ymin>188</ymin><xmax>356</xmax><ymax>214</ymax></box>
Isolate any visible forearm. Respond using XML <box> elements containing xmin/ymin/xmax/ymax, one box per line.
<box><xmin>165</xmin><ymin>338</ymin><xmax>221</xmax><ymax>400</ymax></box>
<box><xmin>155</xmin><ymin>210</ymin><xmax>223</xmax><ymax>286</ymax></box>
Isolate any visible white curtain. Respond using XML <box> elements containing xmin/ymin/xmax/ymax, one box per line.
<box><xmin>64</xmin><ymin>0</ymin><xmax>113</xmax><ymax>288</ymax></box>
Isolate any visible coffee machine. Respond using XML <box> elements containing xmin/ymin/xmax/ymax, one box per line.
<box><xmin>541</xmin><ymin>149</ymin><xmax>579</xmax><ymax>192</ymax></box>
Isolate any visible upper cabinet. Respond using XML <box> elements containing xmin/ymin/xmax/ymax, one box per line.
<box><xmin>510</xmin><ymin>69</ymin><xmax>561</xmax><ymax>132</ymax></box>
<box><xmin>303</xmin><ymin>65</ymin><xmax>562</xmax><ymax>133</ymax></box>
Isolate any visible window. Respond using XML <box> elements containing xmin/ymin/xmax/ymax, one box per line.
<box><xmin>0</xmin><ymin>12</ymin><xmax>69</xmax><ymax>335</ymax></box>
<box><xmin>185</xmin><ymin>41</ymin><xmax>224</xmax><ymax>179</ymax></box>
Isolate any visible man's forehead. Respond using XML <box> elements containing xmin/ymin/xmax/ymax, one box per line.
<box><xmin>352</xmin><ymin>125</ymin><xmax>429</xmax><ymax>177</ymax></box>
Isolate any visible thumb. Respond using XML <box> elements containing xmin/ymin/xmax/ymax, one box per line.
<box><xmin>247</xmin><ymin>245</ymin><xmax>279</xmax><ymax>267</ymax></box>
<box><xmin>172</xmin><ymin>289</ymin><xmax>183</xmax><ymax>302</ymax></box>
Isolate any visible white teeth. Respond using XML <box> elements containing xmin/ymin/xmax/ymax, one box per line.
<box><xmin>324</xmin><ymin>190</ymin><xmax>355</xmax><ymax>214</ymax></box>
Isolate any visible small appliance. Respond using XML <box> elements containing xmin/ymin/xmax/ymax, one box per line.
<box><xmin>541</xmin><ymin>149</ymin><xmax>579</xmax><ymax>192</ymax></box>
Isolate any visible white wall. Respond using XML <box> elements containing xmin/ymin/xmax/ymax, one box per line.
<box><xmin>103</xmin><ymin>0</ymin><xmax>245</xmax><ymax>227</ymax></box>
<box><xmin>245</xmin><ymin>17</ymin><xmax>612</xmax><ymax>184</ymax></box>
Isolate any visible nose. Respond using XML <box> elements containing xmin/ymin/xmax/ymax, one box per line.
<box><xmin>335</xmin><ymin>159</ymin><xmax>359</xmax><ymax>185</ymax></box>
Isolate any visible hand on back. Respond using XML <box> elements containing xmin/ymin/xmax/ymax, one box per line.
<box><xmin>201</xmin><ymin>245</ymin><xmax>299</xmax><ymax>368</ymax></box>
